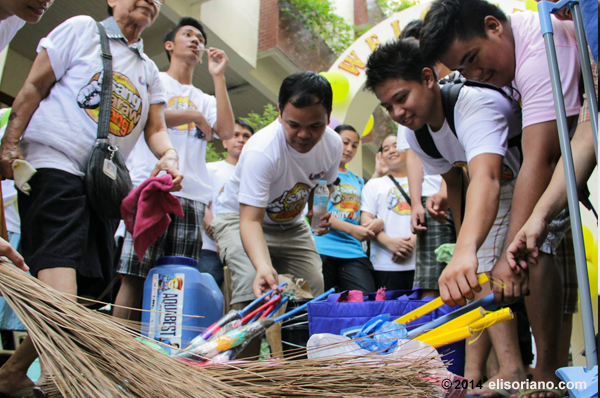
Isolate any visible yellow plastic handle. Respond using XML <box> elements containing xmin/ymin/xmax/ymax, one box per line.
<box><xmin>394</xmin><ymin>274</ymin><xmax>489</xmax><ymax>325</ymax></box>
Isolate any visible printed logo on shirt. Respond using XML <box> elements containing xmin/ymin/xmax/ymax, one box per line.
<box><xmin>386</xmin><ymin>186</ymin><xmax>411</xmax><ymax>215</ymax></box>
<box><xmin>330</xmin><ymin>183</ymin><xmax>360</xmax><ymax>222</ymax></box>
<box><xmin>452</xmin><ymin>161</ymin><xmax>514</xmax><ymax>181</ymax></box>
<box><xmin>77</xmin><ymin>71</ymin><xmax>143</xmax><ymax>137</ymax></box>
<box><xmin>166</xmin><ymin>96</ymin><xmax>200</xmax><ymax>136</ymax></box>
<box><xmin>266</xmin><ymin>182</ymin><xmax>310</xmax><ymax>222</ymax></box>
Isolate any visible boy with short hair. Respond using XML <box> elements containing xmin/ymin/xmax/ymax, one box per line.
<box><xmin>114</xmin><ymin>17</ymin><xmax>234</xmax><ymax>321</ymax></box>
<box><xmin>365</xmin><ymin>37</ymin><xmax>526</xmax><ymax>396</ymax></box>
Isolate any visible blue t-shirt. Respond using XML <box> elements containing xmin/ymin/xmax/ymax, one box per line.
<box><xmin>582</xmin><ymin>0</ymin><xmax>598</xmax><ymax>63</ymax></box>
<box><xmin>314</xmin><ymin>170</ymin><xmax>367</xmax><ymax>259</ymax></box>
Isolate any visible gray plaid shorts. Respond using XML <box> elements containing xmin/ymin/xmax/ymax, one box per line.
<box><xmin>555</xmin><ymin>228</ymin><xmax>578</xmax><ymax>314</ymax></box>
<box><xmin>117</xmin><ymin>197</ymin><xmax>205</xmax><ymax>278</ymax></box>
<box><xmin>413</xmin><ymin>197</ymin><xmax>457</xmax><ymax>291</ymax></box>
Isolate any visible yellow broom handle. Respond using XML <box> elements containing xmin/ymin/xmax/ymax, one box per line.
<box><xmin>415</xmin><ymin>307</ymin><xmax>484</xmax><ymax>342</ymax></box>
<box><xmin>394</xmin><ymin>274</ymin><xmax>490</xmax><ymax>325</ymax></box>
<box><xmin>469</xmin><ymin>308</ymin><xmax>514</xmax><ymax>331</ymax></box>
<box><xmin>420</xmin><ymin>326</ymin><xmax>474</xmax><ymax>349</ymax></box>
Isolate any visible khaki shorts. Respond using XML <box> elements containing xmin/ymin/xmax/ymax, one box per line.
<box><xmin>476</xmin><ymin>180</ymin><xmax>515</xmax><ymax>273</ymax></box>
<box><xmin>212</xmin><ymin>213</ymin><xmax>324</xmax><ymax>305</ymax></box>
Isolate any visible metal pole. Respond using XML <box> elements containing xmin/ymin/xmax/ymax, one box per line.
<box><xmin>542</xmin><ymin>28</ymin><xmax>598</xmax><ymax>368</ymax></box>
<box><xmin>571</xmin><ymin>2</ymin><xmax>598</xmax><ymax>160</ymax></box>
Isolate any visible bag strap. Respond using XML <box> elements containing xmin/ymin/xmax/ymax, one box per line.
<box><xmin>96</xmin><ymin>22</ymin><xmax>113</xmax><ymax>141</ymax></box>
<box><xmin>387</xmin><ymin>175</ymin><xmax>411</xmax><ymax>207</ymax></box>
<box><xmin>414</xmin><ymin>125</ymin><xmax>443</xmax><ymax>159</ymax></box>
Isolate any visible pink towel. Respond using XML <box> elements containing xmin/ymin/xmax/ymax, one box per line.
<box><xmin>337</xmin><ymin>290</ymin><xmax>364</xmax><ymax>302</ymax></box>
<box><xmin>121</xmin><ymin>174</ymin><xmax>183</xmax><ymax>260</ymax></box>
<box><xmin>375</xmin><ymin>287</ymin><xmax>386</xmax><ymax>301</ymax></box>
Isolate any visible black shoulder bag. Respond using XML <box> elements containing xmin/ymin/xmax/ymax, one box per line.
<box><xmin>85</xmin><ymin>22</ymin><xmax>133</xmax><ymax>220</ymax></box>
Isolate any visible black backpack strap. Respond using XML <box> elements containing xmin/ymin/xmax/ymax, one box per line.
<box><xmin>414</xmin><ymin>125</ymin><xmax>443</xmax><ymax>159</ymax></box>
<box><xmin>387</xmin><ymin>175</ymin><xmax>411</xmax><ymax>207</ymax></box>
<box><xmin>96</xmin><ymin>22</ymin><xmax>113</xmax><ymax>141</ymax></box>
<box><xmin>440</xmin><ymin>81</ymin><xmax>465</xmax><ymax>136</ymax></box>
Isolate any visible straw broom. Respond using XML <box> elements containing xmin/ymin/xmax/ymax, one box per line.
<box><xmin>0</xmin><ymin>260</ymin><xmax>447</xmax><ymax>397</ymax></box>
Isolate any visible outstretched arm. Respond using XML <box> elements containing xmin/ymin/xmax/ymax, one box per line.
<box><xmin>239</xmin><ymin>204</ymin><xmax>278</xmax><ymax>297</ymax></box>
<box><xmin>0</xmin><ymin>49</ymin><xmax>55</xmax><ymax>179</ymax></box>
<box><xmin>506</xmin><ymin>120</ymin><xmax>596</xmax><ymax>272</ymax></box>
<box><xmin>438</xmin><ymin>154</ymin><xmax>503</xmax><ymax>307</ymax></box>
<box><xmin>207</xmin><ymin>48</ymin><xmax>234</xmax><ymax>140</ymax></box>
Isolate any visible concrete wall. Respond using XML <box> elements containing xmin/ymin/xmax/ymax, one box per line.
<box><xmin>200</xmin><ymin>0</ymin><xmax>260</xmax><ymax>68</ymax></box>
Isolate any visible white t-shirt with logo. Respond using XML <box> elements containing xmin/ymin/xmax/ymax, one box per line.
<box><xmin>20</xmin><ymin>16</ymin><xmax>165</xmax><ymax>177</ymax></box>
<box><xmin>397</xmin><ymin>125</ymin><xmax>442</xmax><ymax>197</ymax></box>
<box><xmin>405</xmin><ymin>86</ymin><xmax>522</xmax><ymax>182</ymax></box>
<box><xmin>361</xmin><ymin>176</ymin><xmax>415</xmax><ymax>272</ymax></box>
<box><xmin>217</xmin><ymin>120</ymin><xmax>343</xmax><ymax>226</ymax></box>
<box><xmin>0</xmin><ymin>15</ymin><xmax>25</xmax><ymax>52</ymax></box>
<box><xmin>128</xmin><ymin>72</ymin><xmax>217</xmax><ymax>204</ymax></box>
<box><xmin>202</xmin><ymin>160</ymin><xmax>236</xmax><ymax>252</ymax></box>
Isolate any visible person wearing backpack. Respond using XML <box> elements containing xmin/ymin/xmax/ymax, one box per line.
<box><xmin>365</xmin><ymin>38</ymin><xmax>526</xmax><ymax>396</ymax></box>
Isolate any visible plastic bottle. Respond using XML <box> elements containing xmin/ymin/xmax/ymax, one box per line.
<box><xmin>141</xmin><ymin>256</ymin><xmax>224</xmax><ymax>355</ymax></box>
<box><xmin>311</xmin><ymin>180</ymin><xmax>329</xmax><ymax>232</ymax></box>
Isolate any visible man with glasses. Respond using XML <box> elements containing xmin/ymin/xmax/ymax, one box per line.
<box><xmin>114</xmin><ymin>17</ymin><xmax>235</xmax><ymax>321</ymax></box>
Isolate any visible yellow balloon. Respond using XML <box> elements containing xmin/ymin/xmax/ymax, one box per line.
<box><xmin>526</xmin><ymin>0</ymin><xmax>539</xmax><ymax>12</ymax></box>
<box><xmin>320</xmin><ymin>71</ymin><xmax>350</xmax><ymax>103</ymax></box>
<box><xmin>582</xmin><ymin>225</ymin><xmax>595</xmax><ymax>263</ymax></box>
<box><xmin>587</xmin><ymin>260</ymin><xmax>598</xmax><ymax>298</ymax></box>
<box><xmin>362</xmin><ymin>115</ymin><xmax>374</xmax><ymax>137</ymax></box>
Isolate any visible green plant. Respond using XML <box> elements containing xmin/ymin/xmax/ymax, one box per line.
<box><xmin>377</xmin><ymin>0</ymin><xmax>417</xmax><ymax>17</ymax></box>
<box><xmin>205</xmin><ymin>142</ymin><xmax>225</xmax><ymax>163</ymax></box>
<box><xmin>280</xmin><ymin>0</ymin><xmax>355</xmax><ymax>56</ymax></box>
<box><xmin>240</xmin><ymin>103</ymin><xmax>279</xmax><ymax>131</ymax></box>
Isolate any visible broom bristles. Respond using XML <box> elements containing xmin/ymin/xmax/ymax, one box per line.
<box><xmin>0</xmin><ymin>260</ymin><xmax>448</xmax><ymax>397</ymax></box>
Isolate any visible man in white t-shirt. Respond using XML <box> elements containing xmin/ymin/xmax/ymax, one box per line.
<box><xmin>213</xmin><ymin>72</ymin><xmax>342</xmax><ymax>309</ymax></box>
<box><xmin>365</xmin><ymin>38</ymin><xmax>526</xmax><ymax>396</ymax></box>
<box><xmin>421</xmin><ymin>1</ymin><xmax>582</xmax><ymax>393</ymax></box>
<box><xmin>361</xmin><ymin>134</ymin><xmax>416</xmax><ymax>290</ymax></box>
<box><xmin>199</xmin><ymin>119</ymin><xmax>254</xmax><ymax>286</ymax></box>
<box><xmin>114</xmin><ymin>17</ymin><xmax>234</xmax><ymax>321</ymax></box>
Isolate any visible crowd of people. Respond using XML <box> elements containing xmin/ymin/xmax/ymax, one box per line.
<box><xmin>0</xmin><ymin>0</ymin><xmax>597</xmax><ymax>398</ymax></box>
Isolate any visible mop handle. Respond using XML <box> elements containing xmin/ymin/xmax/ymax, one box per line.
<box><xmin>267</xmin><ymin>296</ymin><xmax>289</xmax><ymax>318</ymax></box>
<box><xmin>273</xmin><ymin>288</ymin><xmax>335</xmax><ymax>323</ymax></box>
<box><xmin>242</xmin><ymin>295</ymin><xmax>281</xmax><ymax>324</ymax></box>
<box><xmin>198</xmin><ymin>309</ymin><xmax>242</xmax><ymax>341</ymax></box>
<box><xmin>239</xmin><ymin>282</ymin><xmax>287</xmax><ymax>316</ymax></box>
<box><xmin>394</xmin><ymin>274</ymin><xmax>489</xmax><ymax>325</ymax></box>
<box><xmin>407</xmin><ymin>293</ymin><xmax>496</xmax><ymax>338</ymax></box>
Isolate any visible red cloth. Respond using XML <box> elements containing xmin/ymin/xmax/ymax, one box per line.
<box><xmin>336</xmin><ymin>290</ymin><xmax>364</xmax><ymax>302</ymax></box>
<box><xmin>375</xmin><ymin>287</ymin><xmax>386</xmax><ymax>301</ymax></box>
<box><xmin>120</xmin><ymin>174</ymin><xmax>183</xmax><ymax>260</ymax></box>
